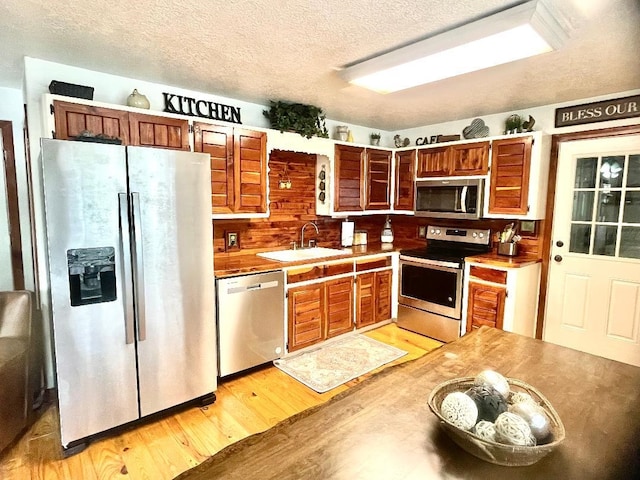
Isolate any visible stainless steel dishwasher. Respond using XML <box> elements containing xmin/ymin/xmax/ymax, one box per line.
<box><xmin>216</xmin><ymin>270</ymin><xmax>285</xmax><ymax>376</ymax></box>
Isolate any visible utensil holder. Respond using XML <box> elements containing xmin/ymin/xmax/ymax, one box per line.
<box><xmin>498</xmin><ymin>242</ymin><xmax>518</xmax><ymax>257</ymax></box>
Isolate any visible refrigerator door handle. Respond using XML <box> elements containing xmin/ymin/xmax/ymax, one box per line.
<box><xmin>131</xmin><ymin>192</ymin><xmax>147</xmax><ymax>342</ymax></box>
<box><xmin>119</xmin><ymin>193</ymin><xmax>135</xmax><ymax>345</ymax></box>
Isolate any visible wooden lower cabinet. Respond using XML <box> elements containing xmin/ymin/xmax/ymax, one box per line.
<box><xmin>287</xmin><ymin>283</ymin><xmax>324</xmax><ymax>352</ymax></box>
<box><xmin>466</xmin><ymin>281</ymin><xmax>506</xmax><ymax>332</ymax></box>
<box><xmin>355</xmin><ymin>269</ymin><xmax>392</xmax><ymax>328</ymax></box>
<box><xmin>325</xmin><ymin>277</ymin><xmax>354</xmax><ymax>338</ymax></box>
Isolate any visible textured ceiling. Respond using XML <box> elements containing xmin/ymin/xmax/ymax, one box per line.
<box><xmin>0</xmin><ymin>0</ymin><xmax>639</xmax><ymax>130</ymax></box>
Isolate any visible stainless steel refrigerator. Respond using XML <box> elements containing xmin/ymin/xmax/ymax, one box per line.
<box><xmin>41</xmin><ymin>139</ymin><xmax>216</xmax><ymax>452</ymax></box>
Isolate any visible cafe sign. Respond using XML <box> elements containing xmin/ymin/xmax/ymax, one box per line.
<box><xmin>555</xmin><ymin>95</ymin><xmax>640</xmax><ymax>128</ymax></box>
<box><xmin>163</xmin><ymin>92</ymin><xmax>242</xmax><ymax>124</ymax></box>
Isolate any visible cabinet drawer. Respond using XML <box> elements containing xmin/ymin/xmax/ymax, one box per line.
<box><xmin>356</xmin><ymin>256</ymin><xmax>391</xmax><ymax>272</ymax></box>
<box><xmin>287</xmin><ymin>265</ymin><xmax>325</xmax><ymax>283</ymax></box>
<box><xmin>469</xmin><ymin>265</ymin><xmax>507</xmax><ymax>285</ymax></box>
<box><xmin>325</xmin><ymin>261</ymin><xmax>354</xmax><ymax>277</ymax></box>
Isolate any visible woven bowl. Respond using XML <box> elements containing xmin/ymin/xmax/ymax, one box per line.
<box><xmin>427</xmin><ymin>377</ymin><xmax>565</xmax><ymax>466</ymax></box>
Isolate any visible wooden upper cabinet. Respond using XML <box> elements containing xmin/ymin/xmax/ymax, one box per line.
<box><xmin>488</xmin><ymin>136</ymin><xmax>533</xmax><ymax>215</ymax></box>
<box><xmin>128</xmin><ymin>113</ymin><xmax>189</xmax><ymax>150</ymax></box>
<box><xmin>450</xmin><ymin>142</ymin><xmax>489</xmax><ymax>175</ymax></box>
<box><xmin>194</xmin><ymin>123</ymin><xmax>234</xmax><ymax>214</ymax></box>
<box><xmin>466</xmin><ymin>281</ymin><xmax>506</xmax><ymax>333</ymax></box>
<box><xmin>325</xmin><ymin>277</ymin><xmax>354</xmax><ymax>339</ymax></box>
<box><xmin>234</xmin><ymin>128</ymin><xmax>267</xmax><ymax>213</ymax></box>
<box><xmin>53</xmin><ymin>100</ymin><xmax>130</xmax><ymax>143</ymax></box>
<box><xmin>365</xmin><ymin>148</ymin><xmax>392</xmax><ymax>210</ymax></box>
<box><xmin>417</xmin><ymin>146</ymin><xmax>449</xmax><ymax>177</ymax></box>
<box><xmin>394</xmin><ymin>149</ymin><xmax>415</xmax><ymax>210</ymax></box>
<box><xmin>334</xmin><ymin>144</ymin><xmax>365</xmax><ymax>212</ymax></box>
<box><xmin>194</xmin><ymin>123</ymin><xmax>267</xmax><ymax>215</ymax></box>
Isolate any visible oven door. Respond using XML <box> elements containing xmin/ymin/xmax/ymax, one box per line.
<box><xmin>398</xmin><ymin>257</ymin><xmax>463</xmax><ymax>319</ymax></box>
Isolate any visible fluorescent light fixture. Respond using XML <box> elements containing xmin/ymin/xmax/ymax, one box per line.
<box><xmin>341</xmin><ymin>0</ymin><xmax>568</xmax><ymax>94</ymax></box>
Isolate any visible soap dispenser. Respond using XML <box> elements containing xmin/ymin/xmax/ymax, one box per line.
<box><xmin>381</xmin><ymin>216</ymin><xmax>394</xmax><ymax>244</ymax></box>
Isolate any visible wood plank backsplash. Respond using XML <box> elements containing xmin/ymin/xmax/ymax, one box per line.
<box><xmin>213</xmin><ymin>150</ymin><xmax>544</xmax><ymax>258</ymax></box>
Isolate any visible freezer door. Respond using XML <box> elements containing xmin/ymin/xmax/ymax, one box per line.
<box><xmin>40</xmin><ymin>139</ymin><xmax>139</xmax><ymax>447</ymax></box>
<box><xmin>127</xmin><ymin>147</ymin><xmax>216</xmax><ymax>417</ymax></box>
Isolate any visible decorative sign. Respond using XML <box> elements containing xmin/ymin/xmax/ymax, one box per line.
<box><xmin>163</xmin><ymin>93</ymin><xmax>242</xmax><ymax>124</ymax></box>
<box><xmin>555</xmin><ymin>95</ymin><xmax>640</xmax><ymax>128</ymax></box>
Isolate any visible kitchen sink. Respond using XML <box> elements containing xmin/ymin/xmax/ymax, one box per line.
<box><xmin>256</xmin><ymin>247</ymin><xmax>350</xmax><ymax>262</ymax></box>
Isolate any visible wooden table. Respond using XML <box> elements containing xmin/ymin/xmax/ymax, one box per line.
<box><xmin>177</xmin><ymin>327</ymin><xmax>640</xmax><ymax>479</ymax></box>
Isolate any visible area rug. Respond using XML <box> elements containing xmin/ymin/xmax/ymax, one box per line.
<box><xmin>273</xmin><ymin>334</ymin><xmax>407</xmax><ymax>393</ymax></box>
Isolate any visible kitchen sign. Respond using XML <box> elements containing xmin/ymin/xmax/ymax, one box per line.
<box><xmin>555</xmin><ymin>95</ymin><xmax>640</xmax><ymax>128</ymax></box>
<box><xmin>163</xmin><ymin>92</ymin><xmax>242</xmax><ymax>124</ymax></box>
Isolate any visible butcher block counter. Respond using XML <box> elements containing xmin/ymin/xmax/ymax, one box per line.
<box><xmin>214</xmin><ymin>243</ymin><xmax>400</xmax><ymax>278</ymax></box>
<box><xmin>465</xmin><ymin>252</ymin><xmax>541</xmax><ymax>268</ymax></box>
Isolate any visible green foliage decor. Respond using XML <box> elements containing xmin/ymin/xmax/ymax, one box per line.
<box><xmin>263</xmin><ymin>101</ymin><xmax>329</xmax><ymax>139</ymax></box>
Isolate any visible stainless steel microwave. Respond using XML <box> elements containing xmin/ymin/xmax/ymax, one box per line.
<box><xmin>414</xmin><ymin>178</ymin><xmax>484</xmax><ymax>219</ymax></box>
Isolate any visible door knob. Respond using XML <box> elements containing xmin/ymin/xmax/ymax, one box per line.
<box><xmin>556</xmin><ymin>240</ymin><xmax>564</xmax><ymax>247</ymax></box>
<box><xmin>554</xmin><ymin>255</ymin><xmax>563</xmax><ymax>262</ymax></box>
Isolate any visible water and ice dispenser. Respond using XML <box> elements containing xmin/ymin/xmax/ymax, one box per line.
<box><xmin>67</xmin><ymin>247</ymin><xmax>117</xmax><ymax>306</ymax></box>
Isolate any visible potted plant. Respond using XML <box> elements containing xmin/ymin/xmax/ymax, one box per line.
<box><xmin>370</xmin><ymin>132</ymin><xmax>381</xmax><ymax>146</ymax></box>
<box><xmin>263</xmin><ymin>101</ymin><xmax>329</xmax><ymax>139</ymax></box>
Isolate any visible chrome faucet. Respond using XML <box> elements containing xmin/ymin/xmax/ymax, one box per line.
<box><xmin>301</xmin><ymin>222</ymin><xmax>319</xmax><ymax>249</ymax></box>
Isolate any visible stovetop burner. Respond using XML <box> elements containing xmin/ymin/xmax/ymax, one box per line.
<box><xmin>400</xmin><ymin>226</ymin><xmax>492</xmax><ymax>266</ymax></box>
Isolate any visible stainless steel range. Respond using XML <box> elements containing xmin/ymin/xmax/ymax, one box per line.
<box><xmin>397</xmin><ymin>226</ymin><xmax>491</xmax><ymax>342</ymax></box>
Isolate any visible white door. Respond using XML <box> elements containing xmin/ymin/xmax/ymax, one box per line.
<box><xmin>544</xmin><ymin>135</ymin><xmax>640</xmax><ymax>367</ymax></box>
<box><xmin>0</xmin><ymin>132</ymin><xmax>13</xmax><ymax>290</ymax></box>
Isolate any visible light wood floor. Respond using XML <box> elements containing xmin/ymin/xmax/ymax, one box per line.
<box><xmin>0</xmin><ymin>324</ymin><xmax>442</xmax><ymax>480</ymax></box>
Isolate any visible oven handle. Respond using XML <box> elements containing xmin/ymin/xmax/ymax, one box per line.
<box><xmin>399</xmin><ymin>256</ymin><xmax>461</xmax><ymax>271</ymax></box>
<box><xmin>461</xmin><ymin>186</ymin><xmax>468</xmax><ymax>213</ymax></box>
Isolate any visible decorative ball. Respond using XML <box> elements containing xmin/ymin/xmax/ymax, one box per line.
<box><xmin>474</xmin><ymin>370</ymin><xmax>510</xmax><ymax>398</ymax></box>
<box><xmin>440</xmin><ymin>392</ymin><xmax>478</xmax><ymax>431</ymax></box>
<box><xmin>510</xmin><ymin>391</ymin><xmax>538</xmax><ymax>406</ymax></box>
<box><xmin>465</xmin><ymin>385</ymin><xmax>507</xmax><ymax>422</ymax></box>
<box><xmin>474</xmin><ymin>420</ymin><xmax>497</xmax><ymax>442</ymax></box>
<box><xmin>494</xmin><ymin>412</ymin><xmax>536</xmax><ymax>446</ymax></box>
<box><xmin>509</xmin><ymin>402</ymin><xmax>551</xmax><ymax>441</ymax></box>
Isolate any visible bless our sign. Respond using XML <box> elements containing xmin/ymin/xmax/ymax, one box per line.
<box><xmin>555</xmin><ymin>95</ymin><xmax>640</xmax><ymax>128</ymax></box>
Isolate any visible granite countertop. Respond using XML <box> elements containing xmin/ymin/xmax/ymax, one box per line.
<box><xmin>214</xmin><ymin>243</ymin><xmax>402</xmax><ymax>278</ymax></box>
<box><xmin>465</xmin><ymin>252</ymin><xmax>541</xmax><ymax>268</ymax></box>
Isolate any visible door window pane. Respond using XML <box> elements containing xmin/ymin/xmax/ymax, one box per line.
<box><xmin>569</xmin><ymin>224</ymin><xmax>591</xmax><ymax>254</ymax></box>
<box><xmin>599</xmin><ymin>156</ymin><xmax>625</xmax><ymax>188</ymax></box>
<box><xmin>627</xmin><ymin>155</ymin><xmax>640</xmax><ymax>187</ymax></box>
<box><xmin>596</xmin><ymin>191</ymin><xmax>621</xmax><ymax>222</ymax></box>
<box><xmin>593</xmin><ymin>225</ymin><xmax>617</xmax><ymax>256</ymax></box>
<box><xmin>572</xmin><ymin>191</ymin><xmax>594</xmax><ymax>221</ymax></box>
<box><xmin>575</xmin><ymin>157</ymin><xmax>597</xmax><ymax>188</ymax></box>
<box><xmin>623</xmin><ymin>191</ymin><xmax>640</xmax><ymax>223</ymax></box>
<box><xmin>620</xmin><ymin>227</ymin><xmax>640</xmax><ymax>259</ymax></box>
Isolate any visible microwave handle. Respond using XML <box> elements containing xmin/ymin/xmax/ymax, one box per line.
<box><xmin>460</xmin><ymin>186</ymin><xmax>468</xmax><ymax>213</ymax></box>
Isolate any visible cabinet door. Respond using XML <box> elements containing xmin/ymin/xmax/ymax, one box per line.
<box><xmin>375</xmin><ymin>270</ymin><xmax>392</xmax><ymax>323</ymax></box>
<box><xmin>488</xmin><ymin>136</ymin><xmax>532</xmax><ymax>215</ymax></box>
<box><xmin>288</xmin><ymin>284</ymin><xmax>324</xmax><ymax>352</ymax></box>
<box><xmin>129</xmin><ymin>113</ymin><xmax>189</xmax><ymax>150</ymax></box>
<box><xmin>335</xmin><ymin>144</ymin><xmax>365</xmax><ymax>211</ymax></box>
<box><xmin>394</xmin><ymin>150</ymin><xmax>415</xmax><ymax>210</ymax></box>
<box><xmin>325</xmin><ymin>277</ymin><xmax>354</xmax><ymax>339</ymax></box>
<box><xmin>234</xmin><ymin>129</ymin><xmax>267</xmax><ymax>213</ymax></box>
<box><xmin>450</xmin><ymin>142</ymin><xmax>489</xmax><ymax>175</ymax></box>
<box><xmin>416</xmin><ymin>146</ymin><xmax>450</xmax><ymax>177</ymax></box>
<box><xmin>466</xmin><ymin>281</ymin><xmax>506</xmax><ymax>332</ymax></box>
<box><xmin>355</xmin><ymin>272</ymin><xmax>375</xmax><ymax>328</ymax></box>
<box><xmin>194</xmin><ymin>123</ymin><xmax>235</xmax><ymax>214</ymax></box>
<box><xmin>365</xmin><ymin>148</ymin><xmax>392</xmax><ymax>210</ymax></box>
<box><xmin>53</xmin><ymin>101</ymin><xmax>130</xmax><ymax>143</ymax></box>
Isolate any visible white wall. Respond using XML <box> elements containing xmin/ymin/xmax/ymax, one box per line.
<box><xmin>0</xmin><ymin>86</ymin><xmax>28</xmax><ymax>291</ymax></box>
<box><xmin>395</xmin><ymin>89</ymin><xmax>640</xmax><ymax>143</ymax></box>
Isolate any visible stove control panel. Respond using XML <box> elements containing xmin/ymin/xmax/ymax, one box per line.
<box><xmin>426</xmin><ymin>226</ymin><xmax>491</xmax><ymax>246</ymax></box>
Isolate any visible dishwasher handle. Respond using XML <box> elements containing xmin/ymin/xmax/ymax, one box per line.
<box><xmin>227</xmin><ymin>280</ymin><xmax>280</xmax><ymax>295</ymax></box>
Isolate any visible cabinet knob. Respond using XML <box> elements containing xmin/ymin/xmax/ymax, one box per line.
<box><xmin>556</xmin><ymin>240</ymin><xmax>564</xmax><ymax>247</ymax></box>
<box><xmin>554</xmin><ymin>255</ymin><xmax>563</xmax><ymax>262</ymax></box>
